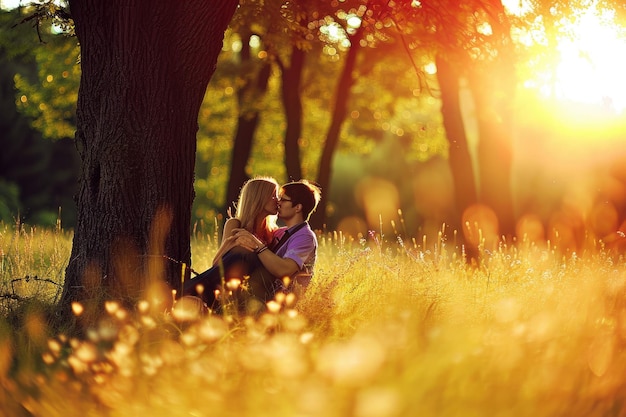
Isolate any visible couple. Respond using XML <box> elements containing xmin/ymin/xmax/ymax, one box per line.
<box><xmin>183</xmin><ymin>177</ymin><xmax>321</xmax><ymax>314</ymax></box>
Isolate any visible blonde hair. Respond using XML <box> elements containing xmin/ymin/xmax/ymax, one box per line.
<box><xmin>233</xmin><ymin>177</ymin><xmax>278</xmax><ymax>242</ymax></box>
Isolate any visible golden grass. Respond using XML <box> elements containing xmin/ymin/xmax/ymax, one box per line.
<box><xmin>0</xmin><ymin>221</ymin><xmax>71</xmax><ymax>313</ymax></box>
<box><xmin>1</xmin><ymin>223</ymin><xmax>626</xmax><ymax>416</ymax></box>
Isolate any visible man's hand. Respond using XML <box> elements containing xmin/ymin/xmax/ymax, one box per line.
<box><xmin>232</xmin><ymin>228</ymin><xmax>264</xmax><ymax>252</ymax></box>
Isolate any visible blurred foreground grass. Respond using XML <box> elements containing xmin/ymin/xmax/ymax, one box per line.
<box><xmin>1</xmin><ymin>221</ymin><xmax>626</xmax><ymax>416</ymax></box>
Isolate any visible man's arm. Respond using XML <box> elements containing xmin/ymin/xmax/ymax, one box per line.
<box><xmin>231</xmin><ymin>228</ymin><xmax>300</xmax><ymax>278</ymax></box>
<box><xmin>257</xmin><ymin>250</ymin><xmax>300</xmax><ymax>278</ymax></box>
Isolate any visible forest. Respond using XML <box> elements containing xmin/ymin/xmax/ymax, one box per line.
<box><xmin>1</xmin><ymin>0</ymin><xmax>626</xmax><ymax>305</ymax></box>
<box><xmin>1</xmin><ymin>2</ymin><xmax>626</xmax><ymax>416</ymax></box>
<box><xmin>2</xmin><ymin>2</ymin><xmax>625</xmax><ymax>230</ymax></box>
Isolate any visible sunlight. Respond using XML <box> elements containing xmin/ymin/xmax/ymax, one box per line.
<box><xmin>320</xmin><ymin>22</ymin><xmax>344</xmax><ymax>44</ymax></box>
<box><xmin>517</xmin><ymin>1</ymin><xmax>626</xmax><ymax>115</ymax></box>
<box><xmin>0</xmin><ymin>0</ymin><xmax>21</xmax><ymax>9</ymax></box>
<box><xmin>551</xmin><ymin>6</ymin><xmax>626</xmax><ymax>113</ymax></box>
<box><xmin>1</xmin><ymin>0</ymin><xmax>65</xmax><ymax>10</ymax></box>
<box><xmin>424</xmin><ymin>62</ymin><xmax>436</xmax><ymax>75</ymax></box>
<box><xmin>502</xmin><ymin>0</ymin><xmax>533</xmax><ymax>17</ymax></box>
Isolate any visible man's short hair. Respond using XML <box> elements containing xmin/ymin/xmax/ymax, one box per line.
<box><xmin>281</xmin><ymin>180</ymin><xmax>321</xmax><ymax>221</ymax></box>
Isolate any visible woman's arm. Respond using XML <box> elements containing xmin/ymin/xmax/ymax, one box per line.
<box><xmin>221</xmin><ymin>218</ymin><xmax>241</xmax><ymax>244</ymax></box>
<box><xmin>211</xmin><ymin>218</ymin><xmax>241</xmax><ymax>265</ymax></box>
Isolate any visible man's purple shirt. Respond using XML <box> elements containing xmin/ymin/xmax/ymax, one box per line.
<box><xmin>273</xmin><ymin>222</ymin><xmax>317</xmax><ymax>277</ymax></box>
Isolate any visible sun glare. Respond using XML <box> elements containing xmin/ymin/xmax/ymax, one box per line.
<box><xmin>551</xmin><ymin>6</ymin><xmax>626</xmax><ymax>113</ymax></box>
<box><xmin>516</xmin><ymin>2</ymin><xmax>626</xmax><ymax>115</ymax></box>
<box><xmin>502</xmin><ymin>0</ymin><xmax>533</xmax><ymax>17</ymax></box>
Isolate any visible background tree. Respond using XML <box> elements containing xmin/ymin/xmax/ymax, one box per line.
<box><xmin>383</xmin><ymin>0</ymin><xmax>517</xmax><ymax>246</ymax></box>
<box><xmin>310</xmin><ymin>18</ymin><xmax>364</xmax><ymax>229</ymax></box>
<box><xmin>221</xmin><ymin>0</ymin><xmax>315</xmax><ymax>206</ymax></box>
<box><xmin>468</xmin><ymin>0</ymin><xmax>517</xmax><ymax>238</ymax></box>
<box><xmin>222</xmin><ymin>29</ymin><xmax>272</xmax><ymax>212</ymax></box>
<box><xmin>277</xmin><ymin>35</ymin><xmax>306</xmax><ymax>182</ymax></box>
<box><xmin>272</xmin><ymin>0</ymin><xmax>342</xmax><ymax>183</ymax></box>
<box><xmin>435</xmin><ymin>52</ymin><xmax>477</xmax><ymax>231</ymax></box>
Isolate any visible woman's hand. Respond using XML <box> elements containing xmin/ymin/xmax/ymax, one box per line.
<box><xmin>232</xmin><ymin>228</ymin><xmax>264</xmax><ymax>252</ymax></box>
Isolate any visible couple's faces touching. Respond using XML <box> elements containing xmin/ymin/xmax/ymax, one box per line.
<box><xmin>263</xmin><ymin>186</ymin><xmax>300</xmax><ymax>220</ymax></box>
<box><xmin>264</xmin><ymin>188</ymin><xmax>280</xmax><ymax>216</ymax></box>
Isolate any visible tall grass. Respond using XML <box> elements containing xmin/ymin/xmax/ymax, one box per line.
<box><xmin>1</xmin><ymin>222</ymin><xmax>626</xmax><ymax>416</ymax></box>
<box><xmin>0</xmin><ymin>220</ymin><xmax>71</xmax><ymax>314</ymax></box>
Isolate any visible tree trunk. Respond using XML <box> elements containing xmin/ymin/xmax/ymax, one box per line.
<box><xmin>470</xmin><ymin>72</ymin><xmax>516</xmax><ymax>238</ymax></box>
<box><xmin>435</xmin><ymin>54</ymin><xmax>478</xmax><ymax>225</ymax></box>
<box><xmin>280</xmin><ymin>46</ymin><xmax>305</xmax><ymax>182</ymax></box>
<box><xmin>61</xmin><ymin>0</ymin><xmax>237</xmax><ymax>321</ymax></box>
<box><xmin>310</xmin><ymin>28</ymin><xmax>363</xmax><ymax>230</ymax></box>
<box><xmin>225</xmin><ymin>32</ymin><xmax>272</xmax><ymax>210</ymax></box>
<box><xmin>470</xmin><ymin>0</ymin><xmax>516</xmax><ymax>238</ymax></box>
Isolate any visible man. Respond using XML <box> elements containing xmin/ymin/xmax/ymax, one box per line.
<box><xmin>182</xmin><ymin>180</ymin><xmax>321</xmax><ymax>312</ymax></box>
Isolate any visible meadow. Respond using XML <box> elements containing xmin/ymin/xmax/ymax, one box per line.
<box><xmin>1</xmin><ymin>220</ymin><xmax>626</xmax><ymax>417</ymax></box>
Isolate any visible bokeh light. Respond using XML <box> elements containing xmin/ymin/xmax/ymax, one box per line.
<box><xmin>355</xmin><ymin>177</ymin><xmax>400</xmax><ymax>231</ymax></box>
<box><xmin>462</xmin><ymin>204</ymin><xmax>499</xmax><ymax>248</ymax></box>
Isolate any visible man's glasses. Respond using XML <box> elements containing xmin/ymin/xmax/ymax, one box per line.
<box><xmin>278</xmin><ymin>197</ymin><xmax>292</xmax><ymax>203</ymax></box>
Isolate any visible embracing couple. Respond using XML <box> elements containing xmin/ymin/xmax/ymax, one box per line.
<box><xmin>182</xmin><ymin>177</ymin><xmax>321</xmax><ymax>314</ymax></box>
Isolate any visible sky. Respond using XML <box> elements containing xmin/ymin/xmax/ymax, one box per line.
<box><xmin>1</xmin><ymin>0</ymin><xmax>24</xmax><ymax>10</ymax></box>
<box><xmin>0</xmin><ymin>0</ymin><xmax>61</xmax><ymax>10</ymax></box>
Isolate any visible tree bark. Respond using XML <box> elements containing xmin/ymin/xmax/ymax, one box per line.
<box><xmin>435</xmin><ymin>54</ymin><xmax>478</xmax><ymax>225</ymax></box>
<box><xmin>310</xmin><ymin>27</ymin><xmax>363</xmax><ymax>230</ymax></box>
<box><xmin>61</xmin><ymin>0</ymin><xmax>237</xmax><ymax>321</ymax></box>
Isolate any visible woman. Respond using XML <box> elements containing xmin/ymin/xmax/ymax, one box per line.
<box><xmin>182</xmin><ymin>177</ymin><xmax>279</xmax><ymax>306</ymax></box>
<box><xmin>211</xmin><ymin>177</ymin><xmax>279</xmax><ymax>265</ymax></box>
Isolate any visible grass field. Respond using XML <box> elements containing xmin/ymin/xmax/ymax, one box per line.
<box><xmin>1</xmin><ymin>221</ymin><xmax>626</xmax><ymax>416</ymax></box>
